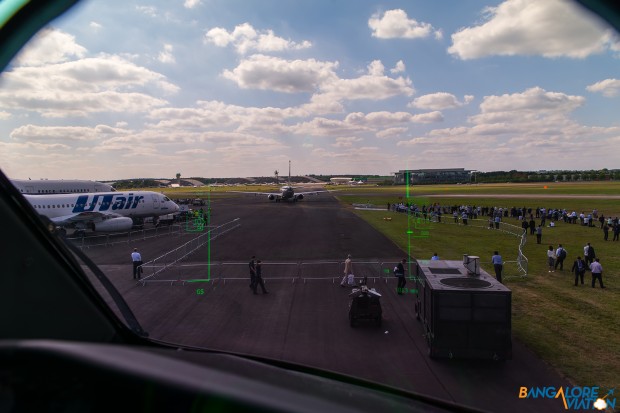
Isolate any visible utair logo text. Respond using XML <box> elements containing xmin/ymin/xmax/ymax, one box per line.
<box><xmin>72</xmin><ymin>194</ymin><xmax>144</xmax><ymax>213</ymax></box>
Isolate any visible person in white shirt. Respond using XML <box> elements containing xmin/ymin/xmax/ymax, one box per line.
<box><xmin>589</xmin><ymin>258</ymin><xmax>605</xmax><ymax>288</ymax></box>
<box><xmin>131</xmin><ymin>248</ymin><xmax>143</xmax><ymax>279</ymax></box>
<box><xmin>547</xmin><ymin>246</ymin><xmax>556</xmax><ymax>272</ymax></box>
<box><xmin>340</xmin><ymin>254</ymin><xmax>354</xmax><ymax>287</ymax></box>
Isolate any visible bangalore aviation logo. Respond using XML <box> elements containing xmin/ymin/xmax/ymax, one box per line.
<box><xmin>519</xmin><ymin>386</ymin><xmax>616</xmax><ymax>410</ymax></box>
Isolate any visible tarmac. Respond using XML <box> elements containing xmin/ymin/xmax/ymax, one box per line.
<box><xmin>78</xmin><ymin>194</ymin><xmax>573</xmax><ymax>413</ymax></box>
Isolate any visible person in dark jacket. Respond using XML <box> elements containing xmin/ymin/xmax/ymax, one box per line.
<box><xmin>570</xmin><ymin>256</ymin><xmax>586</xmax><ymax>286</ymax></box>
<box><xmin>253</xmin><ymin>260</ymin><xmax>269</xmax><ymax>295</ymax></box>
<box><xmin>395</xmin><ymin>258</ymin><xmax>407</xmax><ymax>295</ymax></box>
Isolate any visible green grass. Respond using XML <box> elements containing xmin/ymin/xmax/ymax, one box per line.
<box><xmin>338</xmin><ymin>181</ymin><xmax>620</xmax><ymax>195</ymax></box>
<box><xmin>342</xmin><ymin>193</ymin><xmax>620</xmax><ymax>390</ymax></box>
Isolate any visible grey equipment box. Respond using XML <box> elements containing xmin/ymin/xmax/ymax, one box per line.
<box><xmin>413</xmin><ymin>257</ymin><xmax>512</xmax><ymax>360</ymax></box>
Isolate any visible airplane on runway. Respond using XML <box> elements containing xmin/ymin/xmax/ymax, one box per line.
<box><xmin>25</xmin><ymin>191</ymin><xmax>179</xmax><ymax>235</ymax></box>
<box><xmin>233</xmin><ymin>161</ymin><xmax>331</xmax><ymax>202</ymax></box>
<box><xmin>11</xmin><ymin>179</ymin><xmax>115</xmax><ymax>194</ymax></box>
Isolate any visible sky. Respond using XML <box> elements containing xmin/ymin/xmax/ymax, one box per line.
<box><xmin>1</xmin><ymin>0</ymin><xmax>619</xmax><ymax>180</ymax></box>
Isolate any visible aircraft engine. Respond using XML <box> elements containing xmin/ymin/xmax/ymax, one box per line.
<box><xmin>92</xmin><ymin>217</ymin><xmax>134</xmax><ymax>232</ymax></box>
<box><xmin>268</xmin><ymin>194</ymin><xmax>275</xmax><ymax>200</ymax></box>
<box><xmin>296</xmin><ymin>194</ymin><xmax>304</xmax><ymax>201</ymax></box>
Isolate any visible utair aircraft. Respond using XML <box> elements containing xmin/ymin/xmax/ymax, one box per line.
<box><xmin>234</xmin><ymin>161</ymin><xmax>329</xmax><ymax>202</ymax></box>
<box><xmin>25</xmin><ymin>191</ymin><xmax>179</xmax><ymax>235</ymax></box>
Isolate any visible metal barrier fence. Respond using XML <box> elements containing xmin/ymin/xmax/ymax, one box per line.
<box><xmin>68</xmin><ymin>224</ymin><xmax>185</xmax><ymax>248</ymax></box>
<box><xmin>401</xmin><ymin>211</ymin><xmax>529</xmax><ymax>277</ymax></box>
<box><xmin>139</xmin><ymin>218</ymin><xmax>241</xmax><ymax>284</ymax></box>
<box><xmin>139</xmin><ymin>258</ymin><xmax>407</xmax><ymax>286</ymax></box>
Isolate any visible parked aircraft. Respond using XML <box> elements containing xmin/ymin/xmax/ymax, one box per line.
<box><xmin>24</xmin><ymin>191</ymin><xmax>179</xmax><ymax>234</ymax></box>
<box><xmin>11</xmin><ymin>179</ymin><xmax>115</xmax><ymax>194</ymax></box>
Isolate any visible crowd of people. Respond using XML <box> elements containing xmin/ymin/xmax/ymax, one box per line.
<box><xmin>545</xmin><ymin>243</ymin><xmax>605</xmax><ymax>288</ymax></box>
<box><xmin>387</xmin><ymin>201</ymin><xmax>613</xmax><ymax>288</ymax></box>
<box><xmin>388</xmin><ymin>202</ymin><xmax>620</xmax><ymax>242</ymax></box>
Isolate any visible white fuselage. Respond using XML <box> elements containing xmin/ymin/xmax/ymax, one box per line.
<box><xmin>12</xmin><ymin>179</ymin><xmax>115</xmax><ymax>195</ymax></box>
<box><xmin>25</xmin><ymin>191</ymin><xmax>179</xmax><ymax>220</ymax></box>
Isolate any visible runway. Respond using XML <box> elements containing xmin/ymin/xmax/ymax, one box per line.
<box><xmin>80</xmin><ymin>194</ymin><xmax>570</xmax><ymax>413</ymax></box>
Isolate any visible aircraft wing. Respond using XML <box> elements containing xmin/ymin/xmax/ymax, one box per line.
<box><xmin>293</xmin><ymin>190</ymin><xmax>328</xmax><ymax>196</ymax></box>
<box><xmin>51</xmin><ymin>212</ymin><xmax>116</xmax><ymax>226</ymax></box>
<box><xmin>229</xmin><ymin>191</ymin><xmax>282</xmax><ymax>198</ymax></box>
<box><xmin>294</xmin><ymin>188</ymin><xmax>339</xmax><ymax>195</ymax></box>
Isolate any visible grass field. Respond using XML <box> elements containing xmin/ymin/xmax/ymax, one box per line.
<box><xmin>336</xmin><ymin>187</ymin><xmax>619</xmax><ymax>391</ymax></box>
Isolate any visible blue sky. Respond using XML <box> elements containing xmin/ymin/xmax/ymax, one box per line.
<box><xmin>1</xmin><ymin>0</ymin><xmax>619</xmax><ymax>180</ymax></box>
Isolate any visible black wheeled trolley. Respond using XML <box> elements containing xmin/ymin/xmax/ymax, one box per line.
<box><xmin>348</xmin><ymin>286</ymin><xmax>382</xmax><ymax>327</ymax></box>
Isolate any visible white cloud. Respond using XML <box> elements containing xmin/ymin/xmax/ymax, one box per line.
<box><xmin>89</xmin><ymin>22</ymin><xmax>102</xmax><ymax>31</ymax></box>
<box><xmin>10</xmin><ymin>124</ymin><xmax>130</xmax><ymax>142</ymax></box>
<box><xmin>176</xmin><ymin>148</ymin><xmax>209</xmax><ymax>155</ymax></box>
<box><xmin>14</xmin><ymin>28</ymin><xmax>86</xmax><ymax>66</ymax></box>
<box><xmin>390</xmin><ymin>60</ymin><xmax>406</xmax><ymax>74</ymax></box>
<box><xmin>346</xmin><ymin>110</ymin><xmax>443</xmax><ymax>128</ymax></box>
<box><xmin>586</xmin><ymin>78</ymin><xmax>620</xmax><ymax>97</ymax></box>
<box><xmin>369</xmin><ymin>9</ymin><xmax>442</xmax><ymax>40</ymax></box>
<box><xmin>331</xmin><ymin>137</ymin><xmax>363</xmax><ymax>148</ymax></box>
<box><xmin>0</xmin><ymin>55</ymin><xmax>177</xmax><ymax>117</ymax></box>
<box><xmin>394</xmin><ymin>86</ymin><xmax>614</xmax><ymax>171</ymax></box>
<box><xmin>449</xmin><ymin>0</ymin><xmax>617</xmax><ymax>60</ymax></box>
<box><xmin>376</xmin><ymin>127</ymin><xmax>408</xmax><ymax>139</ymax></box>
<box><xmin>222</xmin><ymin>55</ymin><xmax>338</xmax><ymax>93</ymax></box>
<box><xmin>136</xmin><ymin>6</ymin><xmax>157</xmax><ymax>18</ymax></box>
<box><xmin>474</xmin><ymin>87</ymin><xmax>584</xmax><ymax>122</ymax></box>
<box><xmin>184</xmin><ymin>0</ymin><xmax>201</xmax><ymax>9</ymax></box>
<box><xmin>158</xmin><ymin>44</ymin><xmax>175</xmax><ymax>64</ymax></box>
<box><xmin>205</xmin><ymin>23</ymin><xmax>311</xmax><ymax>54</ymax></box>
<box><xmin>409</xmin><ymin>93</ymin><xmax>473</xmax><ymax>110</ymax></box>
<box><xmin>291</xmin><ymin>118</ymin><xmax>370</xmax><ymax>137</ymax></box>
<box><xmin>319</xmin><ymin>73</ymin><xmax>414</xmax><ymax>101</ymax></box>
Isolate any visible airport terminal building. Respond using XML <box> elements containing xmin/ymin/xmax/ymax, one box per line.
<box><xmin>394</xmin><ymin>168</ymin><xmax>472</xmax><ymax>185</ymax></box>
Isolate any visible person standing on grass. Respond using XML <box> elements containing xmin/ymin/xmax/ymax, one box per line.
<box><xmin>571</xmin><ymin>256</ymin><xmax>586</xmax><ymax>286</ymax></box>
<box><xmin>536</xmin><ymin>225</ymin><xmax>543</xmax><ymax>244</ymax></box>
<box><xmin>584</xmin><ymin>243</ymin><xmax>595</xmax><ymax>266</ymax></box>
<box><xmin>547</xmin><ymin>246</ymin><xmax>556</xmax><ymax>273</ymax></box>
<box><xmin>589</xmin><ymin>258</ymin><xmax>605</xmax><ymax>289</ymax></box>
<box><xmin>555</xmin><ymin>245</ymin><xmax>567</xmax><ymax>271</ymax></box>
<box><xmin>492</xmin><ymin>251</ymin><xmax>503</xmax><ymax>283</ymax></box>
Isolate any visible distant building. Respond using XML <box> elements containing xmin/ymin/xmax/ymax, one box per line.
<box><xmin>394</xmin><ymin>168</ymin><xmax>472</xmax><ymax>185</ymax></box>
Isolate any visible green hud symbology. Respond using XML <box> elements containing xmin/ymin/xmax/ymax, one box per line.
<box><xmin>184</xmin><ymin>192</ymin><xmax>212</xmax><ymax>285</ymax></box>
<box><xmin>406</xmin><ymin>169</ymin><xmax>431</xmax><ymax>281</ymax></box>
